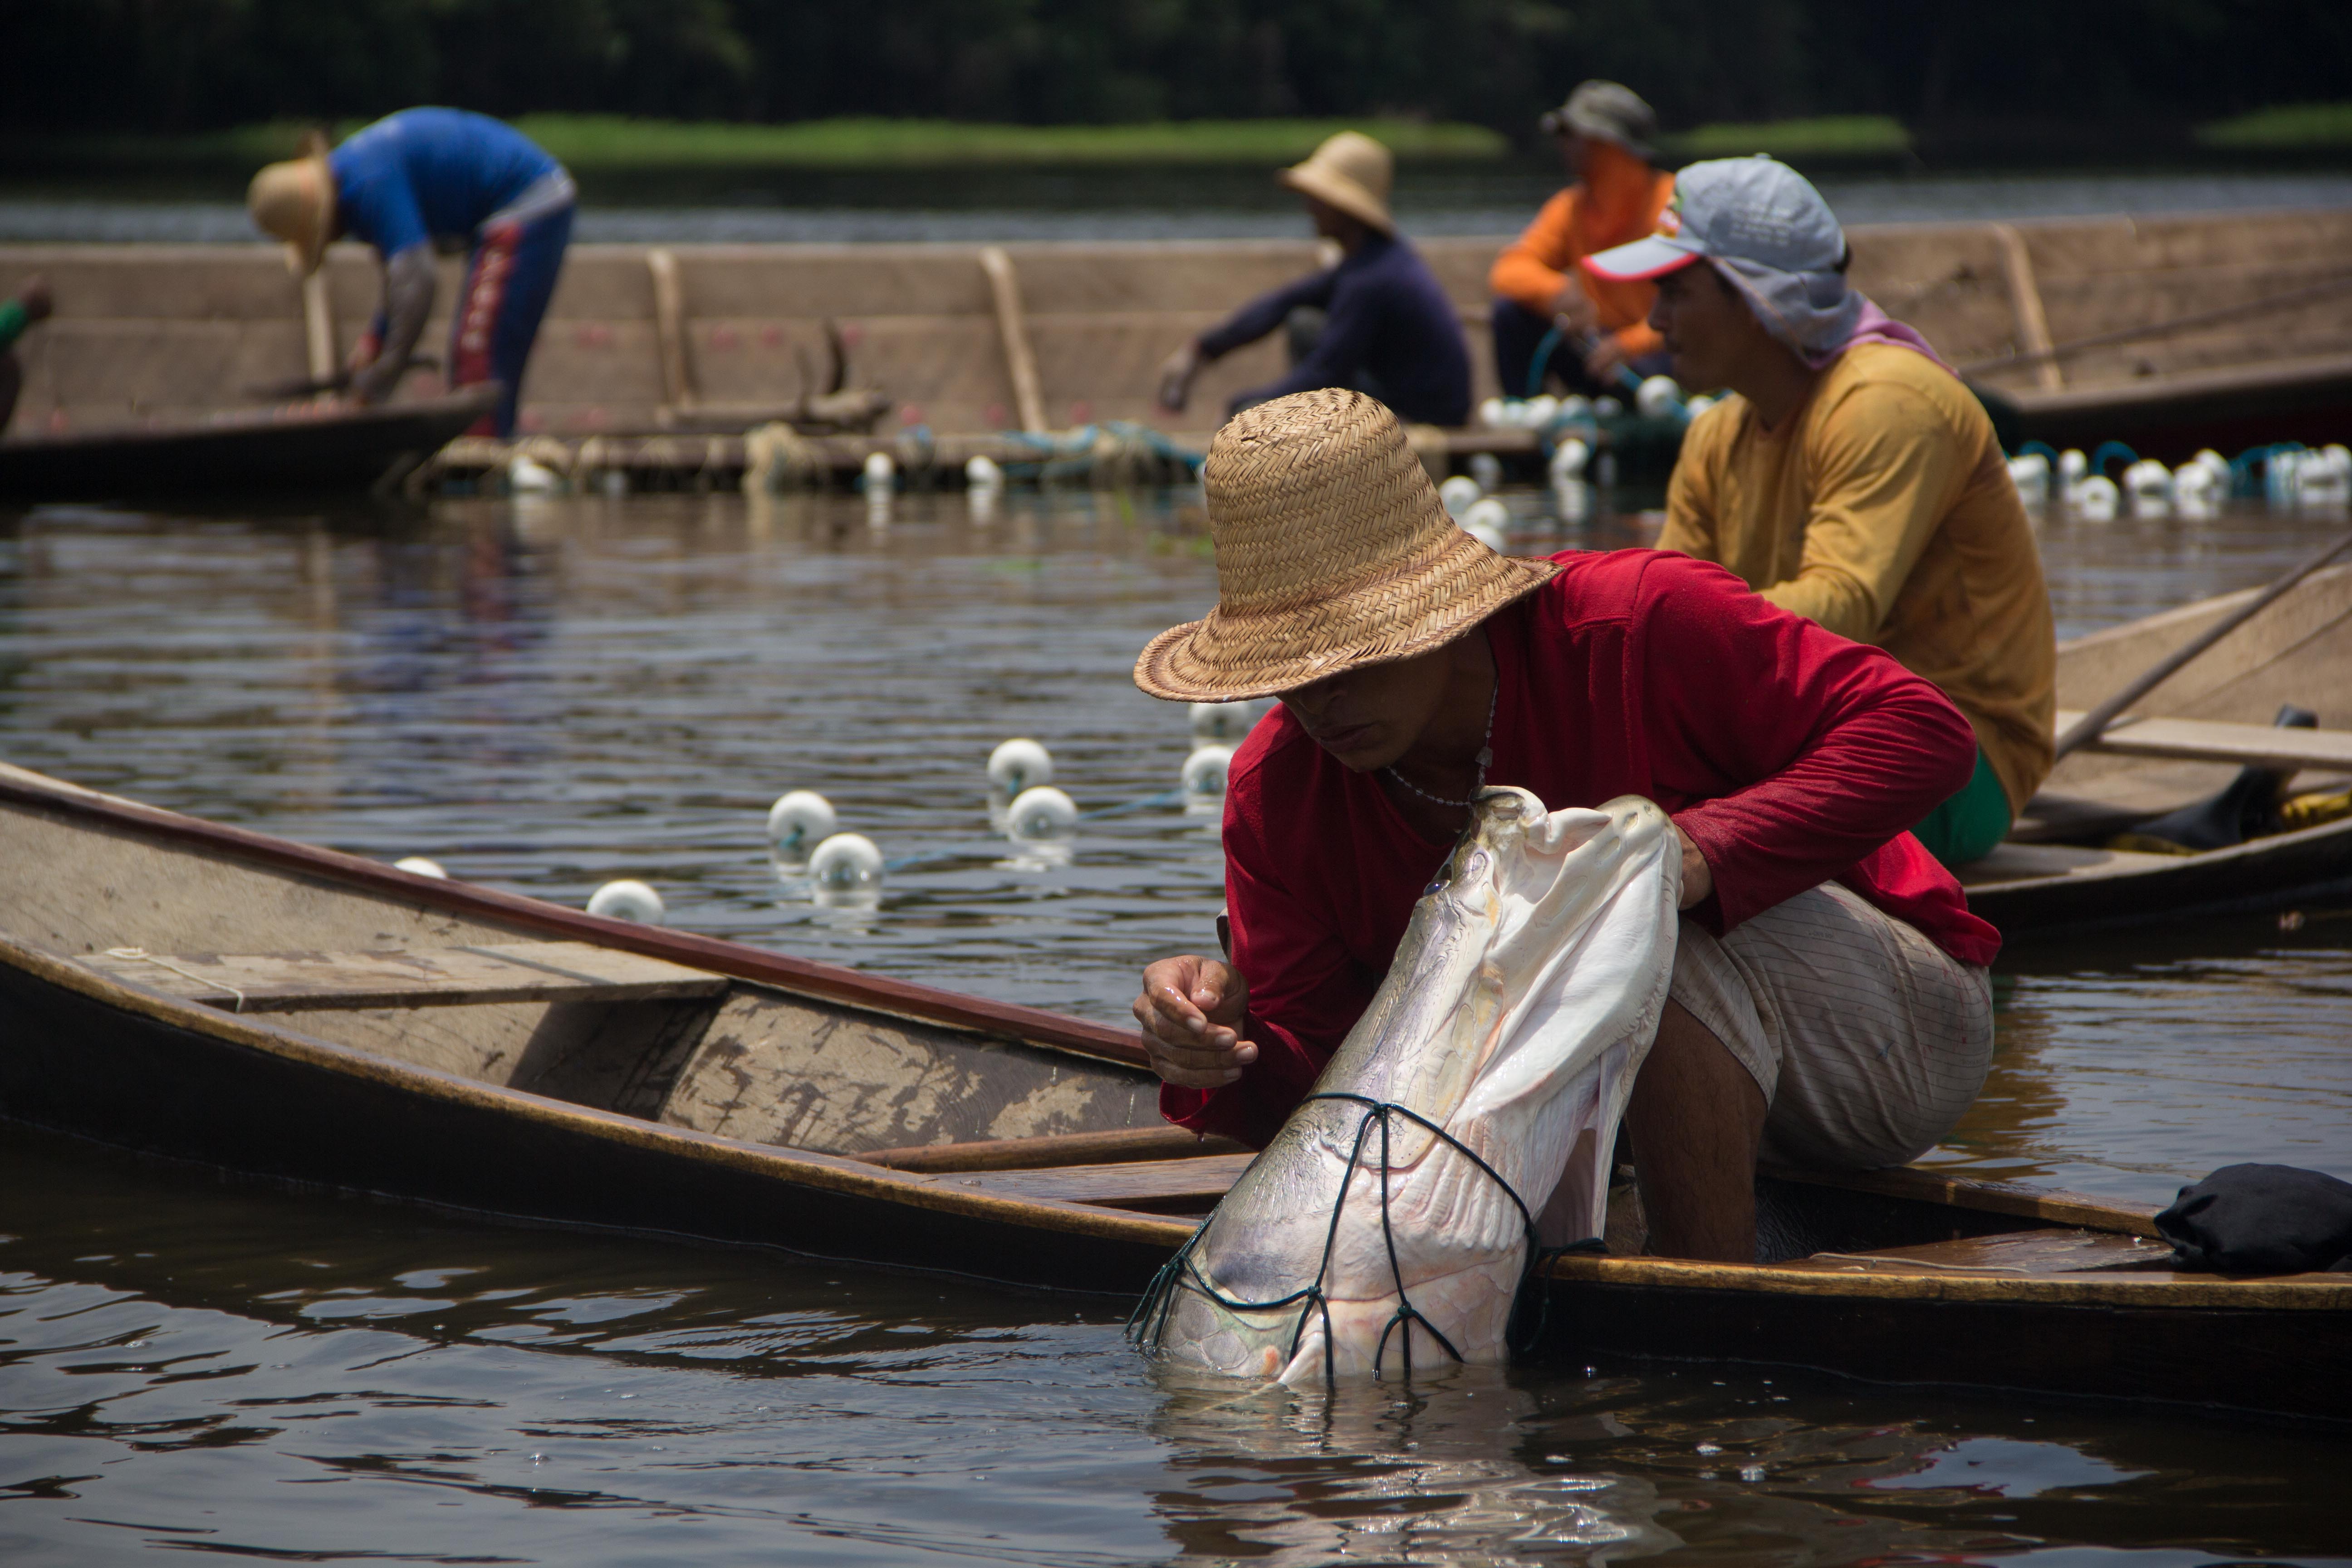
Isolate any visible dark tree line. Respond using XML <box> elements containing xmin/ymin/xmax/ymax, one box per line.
<box><xmin>13</xmin><ymin>0</ymin><xmax>2347</xmax><ymax>142</ymax></box>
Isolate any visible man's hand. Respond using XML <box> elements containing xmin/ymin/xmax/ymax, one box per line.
<box><xmin>1583</xmin><ymin>333</ymin><xmax>1631</xmax><ymax>382</ymax></box>
<box><xmin>1675</xmin><ymin>824</ymin><xmax>1715</xmax><ymax>910</ymax></box>
<box><xmin>345</xmin><ymin>330</ymin><xmax>383</xmax><ymax>378</ymax></box>
<box><xmin>1156</xmin><ymin>341</ymin><xmax>1201</xmax><ymax>412</ymax></box>
<box><xmin>16</xmin><ymin>277</ymin><xmax>52</xmax><ymax>324</ymax></box>
<box><xmin>1550</xmin><ymin>282</ymin><xmax>1599</xmax><ymax>336</ymax></box>
<box><xmin>1132</xmin><ymin>954</ymin><xmax>1255</xmax><ymax>1088</ymax></box>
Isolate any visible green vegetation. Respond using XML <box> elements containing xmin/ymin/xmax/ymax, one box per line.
<box><xmin>28</xmin><ymin>115</ymin><xmax>1508</xmax><ymax>176</ymax></box>
<box><xmin>1667</xmin><ymin>116</ymin><xmax>1913</xmax><ymax>162</ymax></box>
<box><xmin>2197</xmin><ymin>102</ymin><xmax>2352</xmax><ymax>150</ymax></box>
<box><xmin>511</xmin><ymin>115</ymin><xmax>1508</xmax><ymax>168</ymax></box>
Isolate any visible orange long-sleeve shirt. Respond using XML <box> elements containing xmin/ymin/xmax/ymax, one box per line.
<box><xmin>1489</xmin><ymin>142</ymin><xmax>1675</xmax><ymax>358</ymax></box>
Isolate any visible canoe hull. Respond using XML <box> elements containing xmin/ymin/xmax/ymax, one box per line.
<box><xmin>1983</xmin><ymin>353</ymin><xmax>2352</xmax><ymax>468</ymax></box>
<box><xmin>1542</xmin><ymin>1273</ymin><xmax>2350</xmax><ymax>1423</ymax></box>
<box><xmin>0</xmin><ymin>389</ymin><xmax>496</xmax><ymax>500</ymax></box>
<box><xmin>1970</xmin><ymin>816</ymin><xmax>2352</xmax><ymax>938</ymax></box>
<box><xmin>0</xmin><ymin>951</ymin><xmax>1181</xmax><ymax>1294</ymax></box>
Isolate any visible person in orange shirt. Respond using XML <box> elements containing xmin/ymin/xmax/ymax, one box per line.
<box><xmin>1489</xmin><ymin>81</ymin><xmax>1676</xmax><ymax>399</ymax></box>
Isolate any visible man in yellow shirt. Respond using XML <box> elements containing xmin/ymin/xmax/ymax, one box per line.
<box><xmin>1587</xmin><ymin>157</ymin><xmax>2054</xmax><ymax>865</ymax></box>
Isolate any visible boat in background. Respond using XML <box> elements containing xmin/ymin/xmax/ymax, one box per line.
<box><xmin>0</xmin><ymin>387</ymin><xmax>497</xmax><ymax>500</ymax></box>
<box><xmin>0</xmin><ymin>757</ymin><xmax>2345</xmax><ymax>1420</ymax></box>
<box><xmin>1966</xmin><ymin>565</ymin><xmax>2352</xmax><ymax>936</ymax></box>
<box><xmin>1</xmin><ymin>208</ymin><xmax>2343</xmax><ymax>476</ymax></box>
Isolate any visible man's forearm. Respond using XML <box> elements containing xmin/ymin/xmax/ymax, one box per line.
<box><xmin>351</xmin><ymin>245</ymin><xmax>435</xmax><ymax>402</ymax></box>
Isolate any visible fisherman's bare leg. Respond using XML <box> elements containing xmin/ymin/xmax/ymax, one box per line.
<box><xmin>1625</xmin><ymin>999</ymin><xmax>1766</xmax><ymax>1263</ymax></box>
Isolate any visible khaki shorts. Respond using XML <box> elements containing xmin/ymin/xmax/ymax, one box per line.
<box><xmin>1669</xmin><ymin>882</ymin><xmax>1994</xmax><ymax>1170</ymax></box>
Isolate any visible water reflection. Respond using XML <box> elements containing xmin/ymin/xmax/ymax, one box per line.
<box><xmin>5</xmin><ymin>1122</ymin><xmax>2348</xmax><ymax>1566</ymax></box>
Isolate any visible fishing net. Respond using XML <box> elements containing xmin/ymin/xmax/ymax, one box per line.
<box><xmin>1126</xmin><ymin>1090</ymin><xmax>1604</xmax><ymax>1391</ymax></box>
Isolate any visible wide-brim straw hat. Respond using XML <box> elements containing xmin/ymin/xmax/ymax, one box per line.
<box><xmin>1278</xmin><ymin>131</ymin><xmax>1396</xmax><ymax>235</ymax></box>
<box><xmin>247</xmin><ymin>131</ymin><xmax>336</xmax><ymax>275</ymax></box>
<box><xmin>1134</xmin><ymin>389</ymin><xmax>1558</xmax><ymax>703</ymax></box>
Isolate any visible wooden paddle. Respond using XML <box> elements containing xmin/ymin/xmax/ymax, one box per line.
<box><xmin>2055</xmin><ymin>524</ymin><xmax>2352</xmax><ymax>762</ymax></box>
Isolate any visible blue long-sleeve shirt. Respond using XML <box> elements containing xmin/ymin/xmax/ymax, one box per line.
<box><xmin>1198</xmin><ymin>232</ymin><xmax>1472</xmax><ymax>427</ymax></box>
<box><xmin>330</xmin><ymin>108</ymin><xmax>563</xmax><ymax>259</ymax></box>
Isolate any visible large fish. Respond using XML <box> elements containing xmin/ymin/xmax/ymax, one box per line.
<box><xmin>1135</xmin><ymin>789</ymin><xmax>1680</xmax><ymax>1386</ymax></box>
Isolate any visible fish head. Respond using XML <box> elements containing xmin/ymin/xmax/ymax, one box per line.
<box><xmin>1144</xmin><ymin>1232</ymin><xmax>1330</xmax><ymax>1383</ymax></box>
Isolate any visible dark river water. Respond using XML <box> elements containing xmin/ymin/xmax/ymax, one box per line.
<box><xmin>2</xmin><ymin>487</ymin><xmax>2349</xmax><ymax>1563</ymax></box>
<box><xmin>7</xmin><ymin>170</ymin><xmax>2352</xmax><ymax>243</ymax></box>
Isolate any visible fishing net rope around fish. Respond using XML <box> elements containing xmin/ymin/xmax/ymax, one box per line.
<box><xmin>1126</xmin><ymin>1091</ymin><xmax>1603</xmax><ymax>1390</ymax></box>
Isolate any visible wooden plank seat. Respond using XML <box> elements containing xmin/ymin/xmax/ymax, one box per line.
<box><xmin>1778</xmin><ymin>1228</ymin><xmax>2176</xmax><ymax>1277</ymax></box>
<box><xmin>2053</xmin><ymin>708</ymin><xmax>2352</xmax><ymax>772</ymax></box>
<box><xmin>75</xmin><ymin>940</ymin><xmax>727</xmax><ymax>1013</ymax></box>
<box><xmin>858</xmin><ymin>1124</ymin><xmax>1250</xmax><ymax>1172</ymax></box>
<box><xmin>929</xmin><ymin>1152</ymin><xmax>1258</xmax><ymax>1215</ymax></box>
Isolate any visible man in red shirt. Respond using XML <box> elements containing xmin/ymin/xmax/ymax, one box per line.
<box><xmin>1130</xmin><ymin>388</ymin><xmax>1997</xmax><ymax>1263</ymax></box>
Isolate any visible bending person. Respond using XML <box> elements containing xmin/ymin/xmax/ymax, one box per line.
<box><xmin>1589</xmin><ymin>157</ymin><xmax>2055</xmax><ymax>866</ymax></box>
<box><xmin>1157</xmin><ymin>132</ymin><xmax>1470</xmax><ymax>428</ymax></box>
<box><xmin>1488</xmin><ymin>81</ymin><xmax>1675</xmax><ymax>399</ymax></box>
<box><xmin>1128</xmin><ymin>390</ymin><xmax>1999</xmax><ymax>1264</ymax></box>
<box><xmin>249</xmin><ymin>109</ymin><xmax>575</xmax><ymax>438</ymax></box>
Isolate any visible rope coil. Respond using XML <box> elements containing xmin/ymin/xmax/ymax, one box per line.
<box><xmin>1127</xmin><ymin>1090</ymin><xmax>1603</xmax><ymax>1390</ymax></box>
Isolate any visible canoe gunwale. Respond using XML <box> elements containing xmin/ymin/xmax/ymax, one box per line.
<box><xmin>1967</xmin><ymin>812</ymin><xmax>2352</xmax><ymax>936</ymax></box>
<box><xmin>0</xmin><ymin>761</ymin><xmax>1151</xmax><ymax>1071</ymax></box>
<box><xmin>1544</xmin><ymin>1250</ymin><xmax>2347</xmax><ymax>1309</ymax></box>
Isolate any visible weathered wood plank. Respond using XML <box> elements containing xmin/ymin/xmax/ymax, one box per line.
<box><xmin>858</xmin><ymin>1124</ymin><xmax>1249</xmax><ymax>1171</ymax></box>
<box><xmin>657</xmin><ymin>987</ymin><xmax>1159</xmax><ymax>1156</ymax></box>
<box><xmin>75</xmin><ymin>940</ymin><xmax>727</xmax><ymax>1012</ymax></box>
<box><xmin>1957</xmin><ymin>840</ymin><xmax>2182</xmax><ymax>887</ymax></box>
<box><xmin>1779</xmin><ymin>1228</ymin><xmax>2173</xmax><ymax>1277</ymax></box>
<box><xmin>938</xmin><ymin>1152</ymin><xmax>1255</xmax><ymax>1209</ymax></box>
<box><xmin>1759</xmin><ymin>1162</ymin><xmax>2163</xmax><ymax>1238</ymax></box>
<box><xmin>2053</xmin><ymin>709</ymin><xmax>2352</xmax><ymax>770</ymax></box>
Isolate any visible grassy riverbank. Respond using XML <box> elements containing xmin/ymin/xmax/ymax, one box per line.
<box><xmin>16</xmin><ymin>116</ymin><xmax>1509</xmax><ymax>175</ymax></box>
<box><xmin>11</xmin><ymin>105</ymin><xmax>2349</xmax><ymax>186</ymax></box>
<box><xmin>2199</xmin><ymin>102</ymin><xmax>2352</xmax><ymax>151</ymax></box>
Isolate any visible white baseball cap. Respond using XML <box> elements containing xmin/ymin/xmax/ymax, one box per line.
<box><xmin>1585</xmin><ymin>154</ymin><xmax>1845</xmax><ymax>282</ymax></box>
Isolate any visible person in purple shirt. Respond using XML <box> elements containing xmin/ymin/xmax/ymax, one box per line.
<box><xmin>1156</xmin><ymin>132</ymin><xmax>1472</xmax><ymax>429</ymax></box>
<box><xmin>249</xmin><ymin>109</ymin><xmax>574</xmax><ymax>437</ymax></box>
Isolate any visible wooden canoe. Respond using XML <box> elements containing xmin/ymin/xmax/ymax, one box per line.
<box><xmin>0</xmin><ymin>387</ymin><xmax>495</xmax><ymax>500</ymax></box>
<box><xmin>1964</xmin><ymin>564</ymin><xmax>2352</xmax><ymax>936</ymax></box>
<box><xmin>0</xmin><ymin>758</ymin><xmax>2344</xmax><ymax>1419</ymax></box>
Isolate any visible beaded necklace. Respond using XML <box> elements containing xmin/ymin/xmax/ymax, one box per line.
<box><xmin>1384</xmin><ymin>678</ymin><xmax>1498</xmax><ymax>812</ymax></box>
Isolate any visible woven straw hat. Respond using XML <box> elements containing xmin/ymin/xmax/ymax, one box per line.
<box><xmin>1134</xmin><ymin>390</ymin><xmax>1558</xmax><ymax>702</ymax></box>
<box><xmin>247</xmin><ymin>131</ymin><xmax>336</xmax><ymax>275</ymax></box>
<box><xmin>1278</xmin><ymin>131</ymin><xmax>1395</xmax><ymax>235</ymax></box>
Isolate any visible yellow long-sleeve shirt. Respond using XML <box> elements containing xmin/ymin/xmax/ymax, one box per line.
<box><xmin>1659</xmin><ymin>343</ymin><xmax>2056</xmax><ymax>815</ymax></box>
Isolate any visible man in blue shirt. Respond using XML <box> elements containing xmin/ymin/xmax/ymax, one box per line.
<box><xmin>1156</xmin><ymin>132</ymin><xmax>1472</xmax><ymax>429</ymax></box>
<box><xmin>249</xmin><ymin>110</ymin><xmax>574</xmax><ymax>437</ymax></box>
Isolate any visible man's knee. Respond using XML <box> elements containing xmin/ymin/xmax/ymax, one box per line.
<box><xmin>1635</xmin><ymin>1000</ymin><xmax>1768</xmax><ymax>1132</ymax></box>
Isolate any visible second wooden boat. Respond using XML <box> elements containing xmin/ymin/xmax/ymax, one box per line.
<box><xmin>1</xmin><ymin>758</ymin><xmax>2343</xmax><ymax>1420</ymax></box>
<box><xmin>1965</xmin><ymin>564</ymin><xmax>2352</xmax><ymax>936</ymax></box>
<box><xmin>0</xmin><ymin>387</ymin><xmax>497</xmax><ymax>500</ymax></box>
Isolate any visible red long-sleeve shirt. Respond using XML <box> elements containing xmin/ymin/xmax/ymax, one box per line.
<box><xmin>1164</xmin><ymin>548</ymin><xmax>1997</xmax><ymax>1149</ymax></box>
